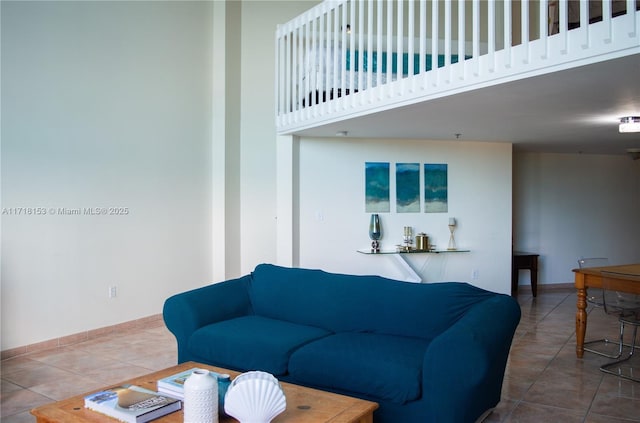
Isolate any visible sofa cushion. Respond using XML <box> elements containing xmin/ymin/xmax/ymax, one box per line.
<box><xmin>187</xmin><ymin>315</ymin><xmax>331</xmax><ymax>376</ymax></box>
<box><xmin>249</xmin><ymin>264</ymin><xmax>496</xmax><ymax>339</ymax></box>
<box><xmin>288</xmin><ymin>332</ymin><xmax>429</xmax><ymax>404</ymax></box>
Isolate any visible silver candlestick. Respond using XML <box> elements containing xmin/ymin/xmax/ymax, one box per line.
<box><xmin>447</xmin><ymin>217</ymin><xmax>457</xmax><ymax>250</ymax></box>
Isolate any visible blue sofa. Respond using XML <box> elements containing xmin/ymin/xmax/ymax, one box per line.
<box><xmin>163</xmin><ymin>263</ymin><xmax>520</xmax><ymax>423</ymax></box>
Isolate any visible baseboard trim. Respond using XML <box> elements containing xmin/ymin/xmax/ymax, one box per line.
<box><xmin>2</xmin><ymin>284</ymin><xmax>577</xmax><ymax>360</ymax></box>
<box><xmin>517</xmin><ymin>282</ymin><xmax>574</xmax><ymax>291</ymax></box>
<box><xmin>538</xmin><ymin>282</ymin><xmax>574</xmax><ymax>291</ymax></box>
<box><xmin>1</xmin><ymin>314</ymin><xmax>164</xmax><ymax>361</ymax></box>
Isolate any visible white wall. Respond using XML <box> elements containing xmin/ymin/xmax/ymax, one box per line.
<box><xmin>1</xmin><ymin>1</ymin><xmax>214</xmax><ymax>349</ymax></box>
<box><xmin>7</xmin><ymin>0</ymin><xmax>635</xmax><ymax>352</ymax></box>
<box><xmin>296</xmin><ymin>137</ymin><xmax>513</xmax><ymax>295</ymax></box>
<box><xmin>0</xmin><ymin>0</ymin><xmax>323</xmax><ymax>351</ymax></box>
<box><xmin>513</xmin><ymin>152</ymin><xmax>640</xmax><ymax>285</ymax></box>
<box><xmin>238</xmin><ymin>1</ymin><xmax>317</xmax><ymax>274</ymax></box>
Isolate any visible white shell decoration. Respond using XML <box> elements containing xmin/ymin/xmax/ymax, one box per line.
<box><xmin>224</xmin><ymin>371</ymin><xmax>286</xmax><ymax>423</ymax></box>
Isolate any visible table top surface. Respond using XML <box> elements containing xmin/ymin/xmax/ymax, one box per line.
<box><xmin>572</xmin><ymin>263</ymin><xmax>640</xmax><ymax>276</ymax></box>
<box><xmin>572</xmin><ymin>263</ymin><xmax>640</xmax><ymax>293</ymax></box>
<box><xmin>513</xmin><ymin>251</ymin><xmax>539</xmax><ymax>257</ymax></box>
<box><xmin>31</xmin><ymin>362</ymin><xmax>378</xmax><ymax>423</ymax></box>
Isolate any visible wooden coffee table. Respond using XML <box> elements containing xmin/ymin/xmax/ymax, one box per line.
<box><xmin>31</xmin><ymin>361</ymin><xmax>378</xmax><ymax>423</ymax></box>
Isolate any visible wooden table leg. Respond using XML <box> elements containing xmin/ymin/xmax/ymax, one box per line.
<box><xmin>530</xmin><ymin>258</ymin><xmax>538</xmax><ymax>297</ymax></box>
<box><xmin>511</xmin><ymin>260</ymin><xmax>518</xmax><ymax>296</ymax></box>
<box><xmin>575</xmin><ymin>286</ymin><xmax>587</xmax><ymax>358</ymax></box>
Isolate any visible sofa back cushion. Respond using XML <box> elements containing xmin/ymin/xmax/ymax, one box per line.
<box><xmin>249</xmin><ymin>263</ymin><xmax>498</xmax><ymax>340</ymax></box>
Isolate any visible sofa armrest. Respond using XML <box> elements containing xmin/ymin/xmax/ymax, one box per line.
<box><xmin>422</xmin><ymin>295</ymin><xmax>520</xmax><ymax>423</ymax></box>
<box><xmin>163</xmin><ymin>275</ymin><xmax>253</xmax><ymax>359</ymax></box>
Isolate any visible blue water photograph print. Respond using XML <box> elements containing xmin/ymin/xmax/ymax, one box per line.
<box><xmin>424</xmin><ymin>163</ymin><xmax>448</xmax><ymax>213</ymax></box>
<box><xmin>365</xmin><ymin>162</ymin><xmax>390</xmax><ymax>212</ymax></box>
<box><xmin>396</xmin><ymin>163</ymin><xmax>420</xmax><ymax>213</ymax></box>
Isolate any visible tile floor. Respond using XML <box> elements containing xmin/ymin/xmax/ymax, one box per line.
<box><xmin>1</xmin><ymin>287</ymin><xmax>639</xmax><ymax>423</ymax></box>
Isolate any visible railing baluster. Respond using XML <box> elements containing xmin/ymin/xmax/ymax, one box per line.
<box><xmin>540</xmin><ymin>0</ymin><xmax>548</xmax><ymax>59</ymax></box>
<box><xmin>559</xmin><ymin>0</ymin><xmax>568</xmax><ymax>54</ymax></box>
<box><xmin>376</xmin><ymin>0</ymin><xmax>383</xmax><ymax>99</ymax></box>
<box><xmin>473</xmin><ymin>0</ymin><xmax>480</xmax><ymax>76</ymax></box>
<box><xmin>580</xmin><ymin>0</ymin><xmax>589</xmax><ymax>49</ymax></box>
<box><xmin>419</xmin><ymin>0</ymin><xmax>426</xmax><ymax>84</ymax></box>
<box><xmin>332</xmin><ymin>6</ymin><xmax>339</xmax><ymax>110</ymax></box>
<box><xmin>504</xmin><ymin>0</ymin><xmax>512</xmax><ymax>68</ymax></box>
<box><xmin>318</xmin><ymin>9</ymin><xmax>325</xmax><ymax>114</ymax></box>
<box><xmin>521</xmin><ymin>0</ymin><xmax>529</xmax><ymax>63</ymax></box>
<box><xmin>348</xmin><ymin>0</ymin><xmax>355</xmax><ymax>107</ymax></box>
<box><xmin>294</xmin><ymin>21</ymin><xmax>301</xmax><ymax>118</ymax></box>
<box><xmin>444</xmin><ymin>0</ymin><xmax>451</xmax><ymax>83</ymax></box>
<box><xmin>397</xmin><ymin>0</ymin><xmax>404</xmax><ymax>93</ymax></box>
<box><xmin>488</xmin><ymin>0</ymin><xmax>495</xmax><ymax>72</ymax></box>
<box><xmin>367</xmin><ymin>0</ymin><xmax>373</xmax><ymax>99</ymax></box>
<box><xmin>603</xmin><ymin>0</ymin><xmax>612</xmax><ymax>43</ymax></box>
<box><xmin>386</xmin><ymin>0</ymin><xmax>393</xmax><ymax>98</ymax></box>
<box><xmin>408</xmin><ymin>0</ymin><xmax>415</xmax><ymax>92</ymax></box>
<box><xmin>350</xmin><ymin>0</ymin><xmax>362</xmax><ymax>106</ymax></box>
<box><xmin>431</xmin><ymin>0</ymin><xmax>439</xmax><ymax>86</ymax></box>
<box><xmin>322</xmin><ymin>7</ymin><xmax>329</xmax><ymax>112</ymax></box>
<box><xmin>358</xmin><ymin>0</ymin><xmax>364</xmax><ymax>99</ymax></box>
<box><xmin>304</xmin><ymin>19</ymin><xmax>311</xmax><ymax>117</ymax></box>
<box><xmin>340</xmin><ymin>3</ymin><xmax>347</xmax><ymax>107</ymax></box>
<box><xmin>627</xmin><ymin>0</ymin><xmax>637</xmax><ymax>37</ymax></box>
<box><xmin>307</xmin><ymin>17</ymin><xmax>322</xmax><ymax>110</ymax></box>
<box><xmin>288</xmin><ymin>23</ymin><xmax>294</xmax><ymax>121</ymax></box>
<box><xmin>458</xmin><ymin>0</ymin><xmax>466</xmax><ymax>80</ymax></box>
<box><xmin>275</xmin><ymin>27</ymin><xmax>279</xmax><ymax>118</ymax></box>
<box><xmin>281</xmin><ymin>29</ymin><xmax>286</xmax><ymax>124</ymax></box>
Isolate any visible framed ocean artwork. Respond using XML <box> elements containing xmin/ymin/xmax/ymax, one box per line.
<box><xmin>365</xmin><ymin>162</ymin><xmax>390</xmax><ymax>212</ymax></box>
<box><xmin>424</xmin><ymin>163</ymin><xmax>448</xmax><ymax>213</ymax></box>
<box><xmin>396</xmin><ymin>163</ymin><xmax>420</xmax><ymax>213</ymax></box>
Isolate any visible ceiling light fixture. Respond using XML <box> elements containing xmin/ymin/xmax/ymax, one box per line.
<box><xmin>619</xmin><ymin>116</ymin><xmax>640</xmax><ymax>133</ymax></box>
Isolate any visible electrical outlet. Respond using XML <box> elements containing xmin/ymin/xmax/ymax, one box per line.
<box><xmin>471</xmin><ymin>269</ymin><xmax>480</xmax><ymax>280</ymax></box>
<box><xmin>109</xmin><ymin>286</ymin><xmax>117</xmax><ymax>298</ymax></box>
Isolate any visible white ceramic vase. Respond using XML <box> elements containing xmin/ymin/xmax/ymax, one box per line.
<box><xmin>184</xmin><ymin>369</ymin><xmax>219</xmax><ymax>423</ymax></box>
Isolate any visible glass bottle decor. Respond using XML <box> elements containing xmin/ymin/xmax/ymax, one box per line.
<box><xmin>403</xmin><ymin>226</ymin><xmax>413</xmax><ymax>250</ymax></box>
<box><xmin>369</xmin><ymin>214</ymin><xmax>382</xmax><ymax>253</ymax></box>
<box><xmin>184</xmin><ymin>369</ymin><xmax>218</xmax><ymax>423</ymax></box>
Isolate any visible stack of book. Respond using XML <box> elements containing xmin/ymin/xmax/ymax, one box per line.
<box><xmin>157</xmin><ymin>367</ymin><xmax>230</xmax><ymax>401</ymax></box>
<box><xmin>84</xmin><ymin>384</ymin><xmax>181</xmax><ymax>423</ymax></box>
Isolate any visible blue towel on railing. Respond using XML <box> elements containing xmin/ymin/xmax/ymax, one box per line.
<box><xmin>345</xmin><ymin>50</ymin><xmax>469</xmax><ymax>75</ymax></box>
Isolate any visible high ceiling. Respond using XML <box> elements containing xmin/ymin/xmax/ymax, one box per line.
<box><xmin>293</xmin><ymin>53</ymin><xmax>640</xmax><ymax>156</ymax></box>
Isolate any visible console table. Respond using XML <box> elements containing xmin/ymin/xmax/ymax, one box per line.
<box><xmin>512</xmin><ymin>251</ymin><xmax>539</xmax><ymax>297</ymax></box>
<box><xmin>357</xmin><ymin>249</ymin><xmax>470</xmax><ymax>283</ymax></box>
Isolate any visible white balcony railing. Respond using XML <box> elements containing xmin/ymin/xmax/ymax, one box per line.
<box><xmin>275</xmin><ymin>0</ymin><xmax>640</xmax><ymax>134</ymax></box>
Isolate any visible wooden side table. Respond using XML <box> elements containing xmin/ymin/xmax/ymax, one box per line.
<box><xmin>512</xmin><ymin>251</ymin><xmax>539</xmax><ymax>297</ymax></box>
